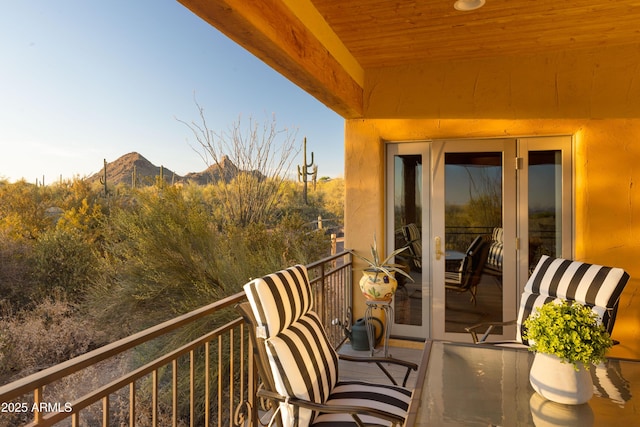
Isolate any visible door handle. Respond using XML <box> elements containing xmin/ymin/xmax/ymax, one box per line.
<box><xmin>435</xmin><ymin>236</ymin><xmax>444</xmax><ymax>260</ymax></box>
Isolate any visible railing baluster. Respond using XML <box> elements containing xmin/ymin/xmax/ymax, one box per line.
<box><xmin>217</xmin><ymin>335</ymin><xmax>223</xmax><ymax>427</ymax></box>
<box><xmin>246</xmin><ymin>323</ymin><xmax>257</xmax><ymax>427</ymax></box>
<box><xmin>102</xmin><ymin>395</ymin><xmax>109</xmax><ymax>426</ymax></box>
<box><xmin>190</xmin><ymin>350</ymin><xmax>195</xmax><ymax>427</ymax></box>
<box><xmin>238</xmin><ymin>323</ymin><xmax>246</xmax><ymax>427</ymax></box>
<box><xmin>172</xmin><ymin>359</ymin><xmax>178</xmax><ymax>427</ymax></box>
<box><xmin>229</xmin><ymin>328</ymin><xmax>234</xmax><ymax>427</ymax></box>
<box><xmin>33</xmin><ymin>386</ymin><xmax>42</xmax><ymax>425</ymax></box>
<box><xmin>205</xmin><ymin>341</ymin><xmax>210</xmax><ymax>427</ymax></box>
<box><xmin>129</xmin><ymin>381</ymin><xmax>136</xmax><ymax>427</ymax></box>
<box><xmin>152</xmin><ymin>369</ymin><xmax>158</xmax><ymax>427</ymax></box>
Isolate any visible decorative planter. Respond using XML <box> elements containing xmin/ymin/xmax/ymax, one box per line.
<box><xmin>529</xmin><ymin>352</ymin><xmax>593</xmax><ymax>405</ymax></box>
<box><xmin>359</xmin><ymin>269</ymin><xmax>397</xmax><ymax>302</ymax></box>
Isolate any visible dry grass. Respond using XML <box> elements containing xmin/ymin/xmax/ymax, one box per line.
<box><xmin>0</xmin><ymin>299</ymin><xmax>100</xmax><ymax>381</ymax></box>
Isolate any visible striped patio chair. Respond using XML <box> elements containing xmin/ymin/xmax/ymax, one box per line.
<box><xmin>483</xmin><ymin>227</ymin><xmax>503</xmax><ymax>277</ymax></box>
<box><xmin>401</xmin><ymin>223</ymin><xmax>422</xmax><ymax>271</ymax></box>
<box><xmin>466</xmin><ymin>255</ymin><xmax>629</xmax><ymax>346</ymax></box>
<box><xmin>241</xmin><ymin>265</ymin><xmax>417</xmax><ymax>427</ymax></box>
<box><xmin>444</xmin><ymin>235</ymin><xmax>490</xmax><ymax>305</ymax></box>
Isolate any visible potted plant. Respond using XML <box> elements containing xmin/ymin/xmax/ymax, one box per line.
<box><xmin>351</xmin><ymin>234</ymin><xmax>414</xmax><ymax>302</ymax></box>
<box><xmin>523</xmin><ymin>300</ymin><xmax>614</xmax><ymax>405</ymax></box>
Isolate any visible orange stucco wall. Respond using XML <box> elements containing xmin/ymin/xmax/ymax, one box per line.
<box><xmin>344</xmin><ymin>118</ymin><xmax>640</xmax><ymax>359</ymax></box>
<box><xmin>344</xmin><ymin>43</ymin><xmax>640</xmax><ymax>357</ymax></box>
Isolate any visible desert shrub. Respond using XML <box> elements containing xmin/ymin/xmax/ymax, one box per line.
<box><xmin>0</xmin><ymin>180</ymin><xmax>51</xmax><ymax>240</ymax></box>
<box><xmin>83</xmin><ymin>183</ymin><xmax>331</xmax><ymax>419</ymax></box>
<box><xmin>0</xmin><ymin>298</ymin><xmax>99</xmax><ymax>380</ymax></box>
<box><xmin>30</xmin><ymin>227</ymin><xmax>97</xmax><ymax>302</ymax></box>
<box><xmin>87</xmin><ymin>186</ymin><xmax>229</xmax><ymax>338</ymax></box>
<box><xmin>179</xmin><ymin>110</ymin><xmax>298</xmax><ymax>228</ymax></box>
<box><xmin>0</xmin><ymin>231</ymin><xmax>35</xmax><ymax>309</ymax></box>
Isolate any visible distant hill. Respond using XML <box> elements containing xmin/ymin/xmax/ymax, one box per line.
<box><xmin>86</xmin><ymin>152</ymin><xmax>260</xmax><ymax>187</ymax></box>
<box><xmin>86</xmin><ymin>152</ymin><xmax>179</xmax><ymax>187</ymax></box>
<box><xmin>183</xmin><ymin>155</ymin><xmax>239</xmax><ymax>185</ymax></box>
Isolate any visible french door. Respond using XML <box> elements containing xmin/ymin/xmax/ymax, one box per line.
<box><xmin>387</xmin><ymin>136</ymin><xmax>572</xmax><ymax>341</ymax></box>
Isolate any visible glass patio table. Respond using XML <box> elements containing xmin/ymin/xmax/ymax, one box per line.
<box><xmin>405</xmin><ymin>340</ymin><xmax>640</xmax><ymax>426</ymax></box>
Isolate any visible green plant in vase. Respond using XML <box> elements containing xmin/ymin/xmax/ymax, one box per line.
<box><xmin>351</xmin><ymin>234</ymin><xmax>413</xmax><ymax>302</ymax></box>
<box><xmin>523</xmin><ymin>300</ymin><xmax>614</xmax><ymax>405</ymax></box>
<box><xmin>523</xmin><ymin>300</ymin><xmax>613</xmax><ymax>369</ymax></box>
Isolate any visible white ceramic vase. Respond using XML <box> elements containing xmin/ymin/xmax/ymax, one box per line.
<box><xmin>529</xmin><ymin>352</ymin><xmax>593</xmax><ymax>405</ymax></box>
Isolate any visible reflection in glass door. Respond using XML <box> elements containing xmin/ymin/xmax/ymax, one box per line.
<box><xmin>518</xmin><ymin>136</ymin><xmax>573</xmax><ymax>279</ymax></box>
<box><xmin>443</xmin><ymin>152</ymin><xmax>502</xmax><ymax>333</ymax></box>
<box><xmin>386</xmin><ymin>142</ymin><xmax>430</xmax><ymax>338</ymax></box>
<box><xmin>432</xmin><ymin>140</ymin><xmax>517</xmax><ymax>341</ymax></box>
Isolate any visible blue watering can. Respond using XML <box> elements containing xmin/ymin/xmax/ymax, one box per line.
<box><xmin>345</xmin><ymin>317</ymin><xmax>383</xmax><ymax>351</ymax></box>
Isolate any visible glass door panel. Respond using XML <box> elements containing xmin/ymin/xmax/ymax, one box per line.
<box><xmin>517</xmin><ymin>136</ymin><xmax>573</xmax><ymax>283</ymax></box>
<box><xmin>387</xmin><ymin>142</ymin><xmax>430</xmax><ymax>338</ymax></box>
<box><xmin>528</xmin><ymin>150</ymin><xmax>563</xmax><ymax>268</ymax></box>
<box><xmin>432</xmin><ymin>139</ymin><xmax>517</xmax><ymax>342</ymax></box>
<box><xmin>444</xmin><ymin>152</ymin><xmax>502</xmax><ymax>333</ymax></box>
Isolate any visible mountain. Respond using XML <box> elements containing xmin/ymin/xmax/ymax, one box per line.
<box><xmin>183</xmin><ymin>155</ymin><xmax>239</xmax><ymax>185</ymax></box>
<box><xmin>86</xmin><ymin>152</ymin><xmax>180</xmax><ymax>187</ymax></box>
<box><xmin>86</xmin><ymin>152</ymin><xmax>257</xmax><ymax>187</ymax></box>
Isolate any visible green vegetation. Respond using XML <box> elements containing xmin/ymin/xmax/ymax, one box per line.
<box><xmin>0</xmin><ymin>172</ymin><xmax>344</xmax><ymax>384</ymax></box>
<box><xmin>0</xmin><ymin>112</ymin><xmax>343</xmax><ymax>425</ymax></box>
<box><xmin>523</xmin><ymin>300</ymin><xmax>613</xmax><ymax>369</ymax></box>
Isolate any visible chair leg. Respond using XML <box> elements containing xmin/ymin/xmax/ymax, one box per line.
<box><xmin>470</xmin><ymin>286</ymin><xmax>477</xmax><ymax>306</ymax></box>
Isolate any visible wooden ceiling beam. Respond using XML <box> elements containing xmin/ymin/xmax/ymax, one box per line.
<box><xmin>178</xmin><ymin>0</ymin><xmax>363</xmax><ymax>118</ymax></box>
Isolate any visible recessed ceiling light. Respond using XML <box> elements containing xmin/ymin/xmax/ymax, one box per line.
<box><xmin>454</xmin><ymin>0</ymin><xmax>486</xmax><ymax>11</ymax></box>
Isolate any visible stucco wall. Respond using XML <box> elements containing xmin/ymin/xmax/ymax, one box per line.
<box><xmin>345</xmin><ymin>118</ymin><xmax>640</xmax><ymax>359</ymax></box>
<box><xmin>364</xmin><ymin>43</ymin><xmax>640</xmax><ymax>120</ymax></box>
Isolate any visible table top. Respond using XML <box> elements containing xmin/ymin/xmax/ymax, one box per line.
<box><xmin>406</xmin><ymin>340</ymin><xmax>640</xmax><ymax>426</ymax></box>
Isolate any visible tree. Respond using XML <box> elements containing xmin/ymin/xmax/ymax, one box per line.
<box><xmin>178</xmin><ymin>100</ymin><xmax>299</xmax><ymax>227</ymax></box>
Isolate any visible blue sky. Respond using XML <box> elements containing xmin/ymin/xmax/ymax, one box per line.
<box><xmin>0</xmin><ymin>1</ymin><xmax>345</xmax><ymax>183</ymax></box>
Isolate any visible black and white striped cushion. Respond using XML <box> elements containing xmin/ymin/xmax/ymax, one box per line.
<box><xmin>266</xmin><ymin>311</ymin><xmax>340</xmax><ymax>426</ymax></box>
<box><xmin>402</xmin><ymin>223</ymin><xmax>422</xmax><ymax>270</ymax></box>
<box><xmin>486</xmin><ymin>227</ymin><xmax>504</xmax><ymax>272</ymax></box>
<box><xmin>516</xmin><ymin>255</ymin><xmax>629</xmax><ymax>344</ymax></box>
<box><xmin>445</xmin><ymin>256</ymin><xmax>471</xmax><ymax>284</ymax></box>
<box><xmin>312</xmin><ymin>381</ymin><xmax>412</xmax><ymax>426</ymax></box>
<box><xmin>244</xmin><ymin>264</ymin><xmax>313</xmax><ymax>338</ymax></box>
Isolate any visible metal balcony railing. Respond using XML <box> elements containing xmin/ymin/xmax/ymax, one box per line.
<box><xmin>0</xmin><ymin>251</ymin><xmax>352</xmax><ymax>427</ymax></box>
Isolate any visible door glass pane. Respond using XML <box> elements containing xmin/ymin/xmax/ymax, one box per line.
<box><xmin>444</xmin><ymin>152</ymin><xmax>503</xmax><ymax>333</ymax></box>
<box><xmin>528</xmin><ymin>150</ymin><xmax>562</xmax><ymax>271</ymax></box>
<box><xmin>393</xmin><ymin>154</ymin><xmax>423</xmax><ymax>326</ymax></box>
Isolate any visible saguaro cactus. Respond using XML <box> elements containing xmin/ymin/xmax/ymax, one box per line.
<box><xmin>131</xmin><ymin>164</ymin><xmax>137</xmax><ymax>188</ymax></box>
<box><xmin>99</xmin><ymin>159</ymin><xmax>109</xmax><ymax>196</ymax></box>
<box><xmin>156</xmin><ymin>165</ymin><xmax>165</xmax><ymax>188</ymax></box>
<box><xmin>297</xmin><ymin>137</ymin><xmax>318</xmax><ymax>204</ymax></box>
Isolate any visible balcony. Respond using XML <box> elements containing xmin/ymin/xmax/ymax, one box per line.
<box><xmin>0</xmin><ymin>252</ymin><xmax>360</xmax><ymax>427</ymax></box>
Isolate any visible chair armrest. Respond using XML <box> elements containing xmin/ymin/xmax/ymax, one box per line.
<box><xmin>465</xmin><ymin>319</ymin><xmax>516</xmax><ymax>344</ymax></box>
<box><xmin>258</xmin><ymin>389</ymin><xmax>405</xmax><ymax>426</ymax></box>
<box><xmin>338</xmin><ymin>354</ymin><xmax>418</xmax><ymax>387</ymax></box>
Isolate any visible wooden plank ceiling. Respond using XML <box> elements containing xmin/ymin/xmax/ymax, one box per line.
<box><xmin>311</xmin><ymin>0</ymin><xmax>640</xmax><ymax>67</ymax></box>
<box><xmin>178</xmin><ymin>0</ymin><xmax>640</xmax><ymax>118</ymax></box>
